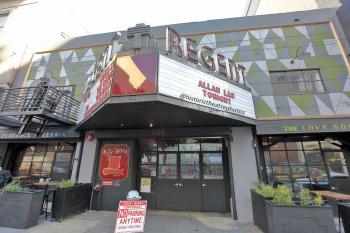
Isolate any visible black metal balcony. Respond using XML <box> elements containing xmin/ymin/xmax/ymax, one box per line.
<box><xmin>0</xmin><ymin>83</ymin><xmax>80</xmax><ymax>135</ymax></box>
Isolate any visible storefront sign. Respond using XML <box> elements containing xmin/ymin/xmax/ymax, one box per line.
<box><xmin>99</xmin><ymin>144</ymin><xmax>129</xmax><ymax>181</ymax></box>
<box><xmin>256</xmin><ymin>119</ymin><xmax>350</xmax><ymax>135</ymax></box>
<box><xmin>0</xmin><ymin>128</ymin><xmax>80</xmax><ymax>140</ymax></box>
<box><xmin>115</xmin><ymin>200</ymin><xmax>147</xmax><ymax>233</ymax></box>
<box><xmin>158</xmin><ymin>55</ymin><xmax>256</xmax><ymax>119</ymax></box>
<box><xmin>78</xmin><ymin>62</ymin><xmax>114</xmax><ymax>123</ymax></box>
<box><xmin>140</xmin><ymin>178</ymin><xmax>151</xmax><ymax>193</ymax></box>
<box><xmin>166</xmin><ymin>27</ymin><xmax>246</xmax><ymax>84</ymax></box>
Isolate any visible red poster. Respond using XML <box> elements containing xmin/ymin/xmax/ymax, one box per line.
<box><xmin>99</xmin><ymin>144</ymin><xmax>129</xmax><ymax>181</ymax></box>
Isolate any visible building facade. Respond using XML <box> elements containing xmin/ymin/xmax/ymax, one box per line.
<box><xmin>0</xmin><ymin>5</ymin><xmax>350</xmax><ymax>222</ymax></box>
<box><xmin>244</xmin><ymin>0</ymin><xmax>341</xmax><ymax>16</ymax></box>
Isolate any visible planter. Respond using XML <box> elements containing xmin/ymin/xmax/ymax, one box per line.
<box><xmin>0</xmin><ymin>190</ymin><xmax>44</xmax><ymax>229</ymax></box>
<box><xmin>266</xmin><ymin>201</ymin><xmax>337</xmax><ymax>233</ymax></box>
<box><xmin>51</xmin><ymin>183</ymin><xmax>92</xmax><ymax>221</ymax></box>
<box><xmin>251</xmin><ymin>190</ymin><xmax>272</xmax><ymax>233</ymax></box>
<box><xmin>339</xmin><ymin>203</ymin><xmax>350</xmax><ymax>233</ymax></box>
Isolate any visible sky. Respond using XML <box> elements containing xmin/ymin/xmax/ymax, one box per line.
<box><xmin>63</xmin><ymin>0</ymin><xmax>248</xmax><ymax>34</ymax></box>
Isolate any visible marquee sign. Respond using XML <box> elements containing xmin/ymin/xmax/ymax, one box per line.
<box><xmin>166</xmin><ymin>27</ymin><xmax>246</xmax><ymax>84</ymax></box>
<box><xmin>158</xmin><ymin>55</ymin><xmax>256</xmax><ymax>119</ymax></box>
<box><xmin>99</xmin><ymin>144</ymin><xmax>129</xmax><ymax>181</ymax></box>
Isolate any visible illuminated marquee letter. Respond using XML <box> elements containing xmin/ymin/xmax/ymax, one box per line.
<box><xmin>166</xmin><ymin>27</ymin><xmax>182</xmax><ymax>57</ymax></box>
<box><xmin>198</xmin><ymin>46</ymin><xmax>215</xmax><ymax>71</ymax></box>
<box><xmin>237</xmin><ymin>64</ymin><xmax>246</xmax><ymax>84</ymax></box>
<box><xmin>183</xmin><ymin>38</ymin><xmax>198</xmax><ymax>64</ymax></box>
<box><xmin>215</xmin><ymin>53</ymin><xmax>227</xmax><ymax>76</ymax></box>
<box><xmin>225</xmin><ymin>59</ymin><xmax>237</xmax><ymax>81</ymax></box>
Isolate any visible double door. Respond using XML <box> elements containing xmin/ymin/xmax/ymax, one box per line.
<box><xmin>156</xmin><ymin>152</ymin><xmax>227</xmax><ymax>212</ymax></box>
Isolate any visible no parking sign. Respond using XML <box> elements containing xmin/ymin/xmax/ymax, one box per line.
<box><xmin>115</xmin><ymin>200</ymin><xmax>147</xmax><ymax>233</ymax></box>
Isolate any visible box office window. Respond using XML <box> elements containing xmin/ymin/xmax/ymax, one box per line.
<box><xmin>270</xmin><ymin>69</ymin><xmax>325</xmax><ymax>95</ymax></box>
<box><xmin>13</xmin><ymin>142</ymin><xmax>75</xmax><ymax>181</ymax></box>
<box><xmin>261</xmin><ymin>136</ymin><xmax>350</xmax><ymax>192</ymax></box>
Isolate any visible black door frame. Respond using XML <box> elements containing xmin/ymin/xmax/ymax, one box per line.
<box><xmin>137</xmin><ymin>137</ymin><xmax>230</xmax><ymax>212</ymax></box>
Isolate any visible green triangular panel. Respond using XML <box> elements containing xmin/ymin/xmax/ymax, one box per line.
<box><xmin>304</xmin><ymin>56</ymin><xmax>346</xmax><ymax>90</ymax></box>
<box><xmin>283</xmin><ymin>27</ymin><xmax>309</xmax><ymax>57</ymax></box>
<box><xmin>289</xmin><ymin>94</ymin><xmax>314</xmax><ymax>113</ymax></box>
<box><xmin>254</xmin><ymin>97</ymin><xmax>277</xmax><ymax>118</ymax></box>
<box><xmin>232</xmin><ymin>50</ymin><xmax>241</xmax><ymax>61</ymax></box>
<box><xmin>76</xmin><ymin>48</ymin><xmax>88</xmax><ymax>61</ymax></box>
<box><xmin>249</xmin><ymin>32</ymin><xmax>263</xmax><ymax>58</ymax></box>
<box><xmin>91</xmin><ymin>46</ymin><xmax>107</xmax><ymax>57</ymax></box>
<box><xmin>271</xmin><ymin>31</ymin><xmax>285</xmax><ymax>58</ymax></box>
<box><xmin>310</xmin><ymin>25</ymin><xmax>330</xmax><ymax>54</ymax></box>
<box><xmin>266</xmin><ymin>59</ymin><xmax>287</xmax><ymax>71</ymax></box>
<box><xmin>246</xmin><ymin>63</ymin><xmax>259</xmax><ymax>80</ymax></box>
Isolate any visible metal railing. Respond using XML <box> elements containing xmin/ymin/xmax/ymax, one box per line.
<box><xmin>0</xmin><ymin>85</ymin><xmax>80</xmax><ymax>124</ymax></box>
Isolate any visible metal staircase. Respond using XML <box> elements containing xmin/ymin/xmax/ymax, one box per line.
<box><xmin>0</xmin><ymin>78</ymin><xmax>80</xmax><ymax>136</ymax></box>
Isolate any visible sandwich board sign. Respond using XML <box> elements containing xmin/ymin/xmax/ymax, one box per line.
<box><xmin>115</xmin><ymin>200</ymin><xmax>147</xmax><ymax>233</ymax></box>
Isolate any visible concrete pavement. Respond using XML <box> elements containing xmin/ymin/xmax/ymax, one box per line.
<box><xmin>0</xmin><ymin>210</ymin><xmax>263</xmax><ymax>233</ymax></box>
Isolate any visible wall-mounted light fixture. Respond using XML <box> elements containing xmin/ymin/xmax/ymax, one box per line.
<box><xmin>290</xmin><ymin>47</ymin><xmax>303</xmax><ymax>64</ymax></box>
<box><xmin>149</xmin><ymin>122</ymin><xmax>154</xmax><ymax>128</ymax></box>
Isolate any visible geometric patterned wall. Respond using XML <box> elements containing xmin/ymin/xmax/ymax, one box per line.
<box><xmin>159</xmin><ymin>23</ymin><xmax>350</xmax><ymax>119</ymax></box>
<box><xmin>26</xmin><ymin>46</ymin><xmax>107</xmax><ymax>101</ymax></box>
<box><xmin>25</xmin><ymin>22</ymin><xmax>350</xmax><ymax>119</ymax></box>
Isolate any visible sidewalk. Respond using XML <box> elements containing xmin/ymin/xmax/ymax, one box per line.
<box><xmin>0</xmin><ymin>210</ymin><xmax>263</xmax><ymax>233</ymax></box>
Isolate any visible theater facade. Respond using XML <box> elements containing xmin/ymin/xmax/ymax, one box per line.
<box><xmin>0</xmin><ymin>8</ymin><xmax>350</xmax><ymax>221</ymax></box>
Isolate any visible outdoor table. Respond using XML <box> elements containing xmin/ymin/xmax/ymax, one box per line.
<box><xmin>32</xmin><ymin>181</ymin><xmax>60</xmax><ymax>188</ymax></box>
<box><xmin>312</xmin><ymin>191</ymin><xmax>350</xmax><ymax>233</ymax></box>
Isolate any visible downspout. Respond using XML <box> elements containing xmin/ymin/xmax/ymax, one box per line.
<box><xmin>75</xmin><ymin>135</ymin><xmax>85</xmax><ymax>183</ymax></box>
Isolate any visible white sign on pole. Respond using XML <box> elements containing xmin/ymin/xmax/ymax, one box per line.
<box><xmin>158</xmin><ymin>55</ymin><xmax>256</xmax><ymax>119</ymax></box>
<box><xmin>115</xmin><ymin>200</ymin><xmax>147</xmax><ymax>233</ymax></box>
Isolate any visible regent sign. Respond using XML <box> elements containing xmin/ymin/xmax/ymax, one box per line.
<box><xmin>166</xmin><ymin>27</ymin><xmax>246</xmax><ymax>84</ymax></box>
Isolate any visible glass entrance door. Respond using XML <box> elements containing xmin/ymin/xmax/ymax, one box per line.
<box><xmin>138</xmin><ymin>138</ymin><xmax>229</xmax><ymax>212</ymax></box>
<box><xmin>157</xmin><ymin>152</ymin><xmax>180</xmax><ymax>210</ymax></box>
<box><xmin>202</xmin><ymin>152</ymin><xmax>226</xmax><ymax>211</ymax></box>
<box><xmin>178</xmin><ymin>152</ymin><xmax>202</xmax><ymax>211</ymax></box>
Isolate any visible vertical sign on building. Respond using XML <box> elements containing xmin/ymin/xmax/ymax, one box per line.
<box><xmin>115</xmin><ymin>200</ymin><xmax>148</xmax><ymax>233</ymax></box>
<box><xmin>78</xmin><ymin>62</ymin><xmax>114</xmax><ymax>123</ymax></box>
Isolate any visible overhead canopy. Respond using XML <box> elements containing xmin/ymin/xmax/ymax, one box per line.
<box><xmin>77</xmin><ymin>94</ymin><xmax>255</xmax><ymax>130</ymax></box>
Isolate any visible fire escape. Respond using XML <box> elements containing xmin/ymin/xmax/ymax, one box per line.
<box><xmin>0</xmin><ymin>78</ymin><xmax>80</xmax><ymax>136</ymax></box>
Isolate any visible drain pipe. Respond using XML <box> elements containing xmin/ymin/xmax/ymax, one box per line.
<box><xmin>74</xmin><ymin>136</ymin><xmax>85</xmax><ymax>183</ymax></box>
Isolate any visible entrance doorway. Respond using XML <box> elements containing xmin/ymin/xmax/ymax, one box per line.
<box><xmin>137</xmin><ymin>138</ymin><xmax>229</xmax><ymax>212</ymax></box>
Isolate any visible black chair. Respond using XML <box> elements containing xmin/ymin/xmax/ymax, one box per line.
<box><xmin>42</xmin><ymin>189</ymin><xmax>56</xmax><ymax>220</ymax></box>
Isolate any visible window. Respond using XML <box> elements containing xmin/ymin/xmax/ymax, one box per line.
<box><xmin>262</xmin><ymin>136</ymin><xmax>350</xmax><ymax>192</ymax></box>
<box><xmin>13</xmin><ymin>143</ymin><xmax>75</xmax><ymax>181</ymax></box>
<box><xmin>270</xmin><ymin>69</ymin><xmax>325</xmax><ymax>95</ymax></box>
<box><xmin>0</xmin><ymin>13</ymin><xmax>9</xmax><ymax>31</ymax></box>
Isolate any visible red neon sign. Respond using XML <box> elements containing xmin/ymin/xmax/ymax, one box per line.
<box><xmin>99</xmin><ymin>144</ymin><xmax>129</xmax><ymax>181</ymax></box>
